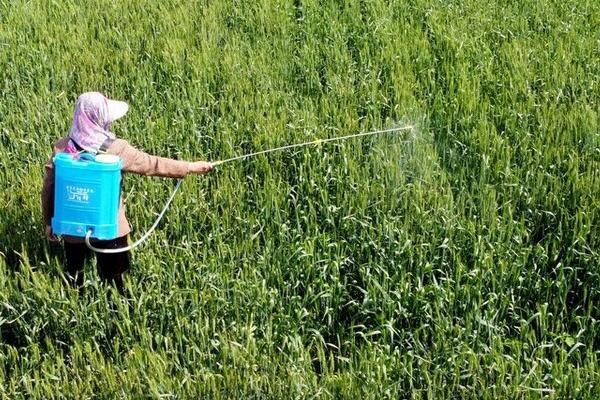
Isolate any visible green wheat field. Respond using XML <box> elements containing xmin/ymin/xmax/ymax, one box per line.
<box><xmin>1</xmin><ymin>0</ymin><xmax>599</xmax><ymax>398</ymax></box>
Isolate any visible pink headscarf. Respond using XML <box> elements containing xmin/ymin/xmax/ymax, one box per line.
<box><xmin>65</xmin><ymin>92</ymin><xmax>128</xmax><ymax>154</ymax></box>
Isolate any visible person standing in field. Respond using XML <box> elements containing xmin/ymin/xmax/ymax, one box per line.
<box><xmin>41</xmin><ymin>92</ymin><xmax>213</xmax><ymax>294</ymax></box>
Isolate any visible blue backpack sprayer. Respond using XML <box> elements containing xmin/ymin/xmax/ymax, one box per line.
<box><xmin>51</xmin><ymin>125</ymin><xmax>414</xmax><ymax>254</ymax></box>
<box><xmin>52</xmin><ymin>152</ymin><xmax>122</xmax><ymax>240</ymax></box>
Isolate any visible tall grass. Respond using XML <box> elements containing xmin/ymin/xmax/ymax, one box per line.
<box><xmin>1</xmin><ymin>0</ymin><xmax>599</xmax><ymax>398</ymax></box>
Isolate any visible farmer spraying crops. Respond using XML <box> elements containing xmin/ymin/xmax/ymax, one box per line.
<box><xmin>41</xmin><ymin>92</ymin><xmax>412</xmax><ymax>295</ymax></box>
<box><xmin>41</xmin><ymin>92</ymin><xmax>214</xmax><ymax>294</ymax></box>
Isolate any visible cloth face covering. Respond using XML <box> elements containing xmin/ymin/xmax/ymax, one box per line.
<box><xmin>66</xmin><ymin>92</ymin><xmax>116</xmax><ymax>155</ymax></box>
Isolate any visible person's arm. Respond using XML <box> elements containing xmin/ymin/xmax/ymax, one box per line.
<box><xmin>41</xmin><ymin>155</ymin><xmax>58</xmax><ymax>241</ymax></box>
<box><xmin>110</xmin><ymin>139</ymin><xmax>213</xmax><ymax>177</ymax></box>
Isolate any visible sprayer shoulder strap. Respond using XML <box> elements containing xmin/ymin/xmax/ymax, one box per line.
<box><xmin>99</xmin><ymin>137</ymin><xmax>114</xmax><ymax>153</ymax></box>
<box><xmin>69</xmin><ymin>137</ymin><xmax>113</xmax><ymax>154</ymax></box>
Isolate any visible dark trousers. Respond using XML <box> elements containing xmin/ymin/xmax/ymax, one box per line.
<box><xmin>64</xmin><ymin>235</ymin><xmax>130</xmax><ymax>294</ymax></box>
